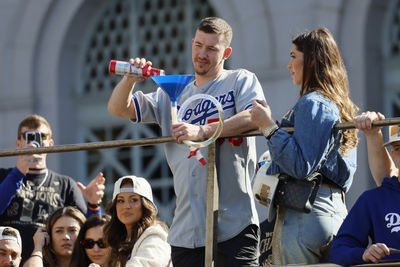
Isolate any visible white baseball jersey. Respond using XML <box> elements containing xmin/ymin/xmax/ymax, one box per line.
<box><xmin>132</xmin><ymin>69</ymin><xmax>265</xmax><ymax>248</ymax></box>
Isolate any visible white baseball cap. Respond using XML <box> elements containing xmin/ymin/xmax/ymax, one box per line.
<box><xmin>383</xmin><ymin>125</ymin><xmax>400</xmax><ymax>147</ymax></box>
<box><xmin>113</xmin><ymin>176</ymin><xmax>157</xmax><ymax>212</ymax></box>
<box><xmin>256</xmin><ymin>151</ymin><xmax>271</xmax><ymax>172</ymax></box>
<box><xmin>0</xmin><ymin>226</ymin><xmax>22</xmax><ymax>248</ymax></box>
<box><xmin>252</xmin><ymin>150</ymin><xmax>279</xmax><ymax>222</ymax></box>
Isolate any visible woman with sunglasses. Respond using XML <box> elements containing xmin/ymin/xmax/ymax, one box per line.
<box><xmin>23</xmin><ymin>206</ymin><xmax>86</xmax><ymax>267</ymax></box>
<box><xmin>103</xmin><ymin>176</ymin><xmax>171</xmax><ymax>267</ymax></box>
<box><xmin>69</xmin><ymin>214</ymin><xmax>111</xmax><ymax>267</ymax></box>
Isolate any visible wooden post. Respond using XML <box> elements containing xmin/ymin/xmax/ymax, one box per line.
<box><xmin>205</xmin><ymin>142</ymin><xmax>219</xmax><ymax>266</ymax></box>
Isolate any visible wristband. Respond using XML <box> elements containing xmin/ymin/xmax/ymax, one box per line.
<box><xmin>199</xmin><ymin>125</ymin><xmax>206</xmax><ymax>141</ymax></box>
<box><xmin>30</xmin><ymin>254</ymin><xmax>43</xmax><ymax>260</ymax></box>
<box><xmin>87</xmin><ymin>202</ymin><xmax>101</xmax><ymax>210</ymax></box>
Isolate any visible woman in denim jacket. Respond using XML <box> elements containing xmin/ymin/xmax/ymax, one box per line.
<box><xmin>251</xmin><ymin>28</ymin><xmax>359</xmax><ymax>265</ymax></box>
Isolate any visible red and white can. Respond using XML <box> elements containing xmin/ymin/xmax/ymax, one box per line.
<box><xmin>109</xmin><ymin>60</ymin><xmax>165</xmax><ymax>77</ymax></box>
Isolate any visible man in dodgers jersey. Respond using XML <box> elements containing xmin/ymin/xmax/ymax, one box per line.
<box><xmin>108</xmin><ymin>17</ymin><xmax>265</xmax><ymax>266</ymax></box>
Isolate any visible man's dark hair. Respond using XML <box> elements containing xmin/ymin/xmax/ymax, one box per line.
<box><xmin>197</xmin><ymin>17</ymin><xmax>233</xmax><ymax>48</ymax></box>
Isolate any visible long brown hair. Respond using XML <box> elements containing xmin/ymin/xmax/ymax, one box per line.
<box><xmin>103</xmin><ymin>179</ymin><xmax>168</xmax><ymax>267</ymax></box>
<box><xmin>43</xmin><ymin>206</ymin><xmax>86</xmax><ymax>267</ymax></box>
<box><xmin>293</xmin><ymin>28</ymin><xmax>359</xmax><ymax>153</ymax></box>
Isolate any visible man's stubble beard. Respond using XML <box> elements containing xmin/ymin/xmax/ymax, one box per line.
<box><xmin>195</xmin><ymin>68</ymin><xmax>208</xmax><ymax>76</ymax></box>
<box><xmin>194</xmin><ymin>57</ymin><xmax>224</xmax><ymax>77</ymax></box>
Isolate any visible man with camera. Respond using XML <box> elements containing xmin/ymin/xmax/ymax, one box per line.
<box><xmin>0</xmin><ymin>114</ymin><xmax>105</xmax><ymax>263</ymax></box>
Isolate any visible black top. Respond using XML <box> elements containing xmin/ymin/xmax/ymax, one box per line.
<box><xmin>0</xmin><ymin>168</ymin><xmax>86</xmax><ymax>263</ymax></box>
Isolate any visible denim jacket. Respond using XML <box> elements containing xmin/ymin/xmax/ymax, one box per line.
<box><xmin>266</xmin><ymin>91</ymin><xmax>357</xmax><ymax>192</ymax></box>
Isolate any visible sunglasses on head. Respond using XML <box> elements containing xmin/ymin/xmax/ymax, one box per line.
<box><xmin>21</xmin><ymin>131</ymin><xmax>49</xmax><ymax>140</ymax></box>
<box><xmin>80</xmin><ymin>239</ymin><xmax>107</xmax><ymax>249</ymax></box>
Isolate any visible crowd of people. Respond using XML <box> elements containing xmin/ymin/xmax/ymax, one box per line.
<box><xmin>0</xmin><ymin>114</ymin><xmax>105</xmax><ymax>264</ymax></box>
<box><xmin>0</xmin><ymin>173</ymin><xmax>169</xmax><ymax>267</ymax></box>
<box><xmin>1</xmin><ymin>16</ymin><xmax>400</xmax><ymax>267</ymax></box>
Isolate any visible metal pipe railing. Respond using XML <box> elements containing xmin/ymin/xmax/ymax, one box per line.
<box><xmin>1</xmin><ymin>118</ymin><xmax>399</xmax><ymax>158</ymax></box>
<box><xmin>1</xmin><ymin>118</ymin><xmax>400</xmax><ymax>266</ymax></box>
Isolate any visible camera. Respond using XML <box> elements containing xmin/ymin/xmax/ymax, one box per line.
<box><xmin>25</xmin><ymin>131</ymin><xmax>42</xmax><ymax>147</ymax></box>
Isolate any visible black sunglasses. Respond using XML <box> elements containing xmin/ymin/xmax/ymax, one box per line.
<box><xmin>21</xmin><ymin>131</ymin><xmax>49</xmax><ymax>140</ymax></box>
<box><xmin>80</xmin><ymin>239</ymin><xmax>107</xmax><ymax>249</ymax></box>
